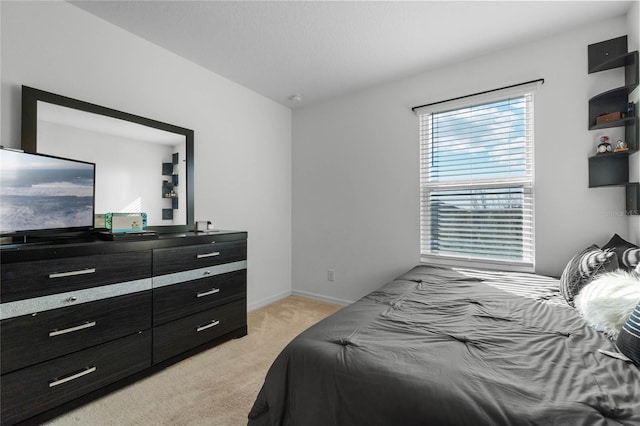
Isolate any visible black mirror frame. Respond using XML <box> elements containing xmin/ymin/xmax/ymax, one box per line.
<box><xmin>21</xmin><ymin>85</ymin><xmax>195</xmax><ymax>234</ymax></box>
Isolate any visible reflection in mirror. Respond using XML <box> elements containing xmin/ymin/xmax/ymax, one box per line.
<box><xmin>37</xmin><ymin>102</ymin><xmax>186</xmax><ymax>226</ymax></box>
<box><xmin>21</xmin><ymin>86</ymin><xmax>194</xmax><ymax>233</ymax></box>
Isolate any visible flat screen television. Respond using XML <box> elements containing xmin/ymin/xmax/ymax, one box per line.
<box><xmin>0</xmin><ymin>148</ymin><xmax>95</xmax><ymax>240</ymax></box>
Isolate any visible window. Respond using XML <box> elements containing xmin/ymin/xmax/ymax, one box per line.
<box><xmin>417</xmin><ymin>87</ymin><xmax>535</xmax><ymax>271</ymax></box>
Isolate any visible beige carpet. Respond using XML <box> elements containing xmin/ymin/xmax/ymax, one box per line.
<box><xmin>46</xmin><ymin>296</ymin><xmax>342</xmax><ymax>426</ymax></box>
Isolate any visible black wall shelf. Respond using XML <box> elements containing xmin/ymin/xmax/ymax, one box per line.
<box><xmin>162</xmin><ymin>153</ymin><xmax>180</xmax><ymax>219</ymax></box>
<box><xmin>588</xmin><ymin>36</ymin><xmax>631</xmax><ymax>73</ymax></box>
<box><xmin>627</xmin><ymin>183</ymin><xmax>640</xmax><ymax>215</ymax></box>
<box><xmin>587</xmin><ymin>35</ymin><xmax>639</xmax><ymax>215</ymax></box>
<box><xmin>588</xmin><ymin>154</ymin><xmax>629</xmax><ymax>187</ymax></box>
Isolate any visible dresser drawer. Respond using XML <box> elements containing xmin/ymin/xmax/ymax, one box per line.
<box><xmin>1</xmin><ymin>251</ymin><xmax>152</xmax><ymax>302</ymax></box>
<box><xmin>153</xmin><ymin>269</ymin><xmax>246</xmax><ymax>326</ymax></box>
<box><xmin>153</xmin><ymin>240</ymin><xmax>247</xmax><ymax>275</ymax></box>
<box><xmin>0</xmin><ymin>331</ymin><xmax>151</xmax><ymax>425</ymax></box>
<box><xmin>153</xmin><ymin>299</ymin><xmax>246</xmax><ymax>364</ymax></box>
<box><xmin>1</xmin><ymin>291</ymin><xmax>151</xmax><ymax>375</ymax></box>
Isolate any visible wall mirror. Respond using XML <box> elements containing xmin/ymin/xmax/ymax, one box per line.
<box><xmin>21</xmin><ymin>86</ymin><xmax>194</xmax><ymax>233</ymax></box>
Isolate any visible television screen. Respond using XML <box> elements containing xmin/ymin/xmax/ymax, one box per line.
<box><xmin>0</xmin><ymin>149</ymin><xmax>95</xmax><ymax>236</ymax></box>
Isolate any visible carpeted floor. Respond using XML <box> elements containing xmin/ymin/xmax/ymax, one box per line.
<box><xmin>45</xmin><ymin>296</ymin><xmax>342</xmax><ymax>426</ymax></box>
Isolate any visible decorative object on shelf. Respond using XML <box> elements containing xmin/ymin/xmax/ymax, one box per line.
<box><xmin>162</xmin><ymin>181</ymin><xmax>177</xmax><ymax>198</ymax></box>
<box><xmin>105</xmin><ymin>212</ymin><xmax>147</xmax><ymax>233</ymax></box>
<box><xmin>195</xmin><ymin>220</ymin><xmax>216</xmax><ymax>232</ymax></box>
<box><xmin>596</xmin><ymin>136</ymin><xmax>612</xmax><ymax>154</ymax></box>
<box><xmin>95</xmin><ymin>213</ymin><xmax>106</xmax><ymax>229</ymax></box>
<box><xmin>596</xmin><ymin>111</ymin><xmax>624</xmax><ymax>125</ymax></box>
<box><xmin>614</xmin><ymin>139</ymin><xmax>629</xmax><ymax>152</ymax></box>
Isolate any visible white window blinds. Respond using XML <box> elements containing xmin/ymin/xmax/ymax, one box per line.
<box><xmin>418</xmin><ymin>88</ymin><xmax>535</xmax><ymax>270</ymax></box>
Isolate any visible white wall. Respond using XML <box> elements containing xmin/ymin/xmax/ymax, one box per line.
<box><xmin>292</xmin><ymin>15</ymin><xmax>634</xmax><ymax>304</ymax></box>
<box><xmin>1</xmin><ymin>0</ymin><xmax>292</xmax><ymax>310</ymax></box>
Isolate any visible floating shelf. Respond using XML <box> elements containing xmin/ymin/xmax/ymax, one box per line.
<box><xmin>587</xmin><ymin>36</ymin><xmax>639</xmax><ymax>215</ymax></box>
<box><xmin>588</xmin><ymin>36</ymin><xmax>637</xmax><ymax>75</ymax></box>
<box><xmin>588</xmin><ymin>149</ymin><xmax>637</xmax><ymax>159</ymax></box>
<box><xmin>590</xmin><ymin>116</ymin><xmax>636</xmax><ymax>131</ymax></box>
<box><xmin>588</xmin><ymin>154</ymin><xmax>629</xmax><ymax>187</ymax></box>
<box><xmin>588</xmin><ymin>88</ymin><xmax>637</xmax><ymax>130</ymax></box>
<box><xmin>627</xmin><ymin>182</ymin><xmax>639</xmax><ymax>215</ymax></box>
<box><xmin>589</xmin><ymin>50</ymin><xmax>639</xmax><ymax>75</ymax></box>
<box><xmin>162</xmin><ymin>153</ymin><xmax>180</xmax><ymax>219</ymax></box>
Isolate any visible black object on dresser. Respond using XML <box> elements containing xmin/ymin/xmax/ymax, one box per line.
<box><xmin>0</xmin><ymin>231</ymin><xmax>247</xmax><ymax>425</ymax></box>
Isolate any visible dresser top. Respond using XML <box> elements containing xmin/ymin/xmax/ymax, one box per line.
<box><xmin>0</xmin><ymin>230</ymin><xmax>247</xmax><ymax>263</ymax></box>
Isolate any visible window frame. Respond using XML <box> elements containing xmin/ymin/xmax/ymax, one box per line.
<box><xmin>416</xmin><ymin>85</ymin><xmax>536</xmax><ymax>272</ymax></box>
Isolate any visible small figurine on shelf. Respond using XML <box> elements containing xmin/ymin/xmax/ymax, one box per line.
<box><xmin>596</xmin><ymin>135</ymin><xmax>612</xmax><ymax>154</ymax></box>
<box><xmin>614</xmin><ymin>139</ymin><xmax>629</xmax><ymax>152</ymax></box>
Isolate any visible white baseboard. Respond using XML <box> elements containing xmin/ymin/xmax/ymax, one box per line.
<box><xmin>248</xmin><ymin>289</ymin><xmax>354</xmax><ymax>312</ymax></box>
<box><xmin>291</xmin><ymin>289</ymin><xmax>353</xmax><ymax>306</ymax></box>
<box><xmin>247</xmin><ymin>289</ymin><xmax>292</xmax><ymax>312</ymax></box>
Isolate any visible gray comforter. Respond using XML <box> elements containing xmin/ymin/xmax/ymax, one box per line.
<box><xmin>248</xmin><ymin>265</ymin><xmax>640</xmax><ymax>425</ymax></box>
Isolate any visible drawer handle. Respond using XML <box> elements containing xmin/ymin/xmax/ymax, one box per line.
<box><xmin>49</xmin><ymin>268</ymin><xmax>96</xmax><ymax>279</ymax></box>
<box><xmin>196</xmin><ymin>320</ymin><xmax>220</xmax><ymax>332</ymax></box>
<box><xmin>49</xmin><ymin>366</ymin><xmax>97</xmax><ymax>388</ymax></box>
<box><xmin>196</xmin><ymin>252</ymin><xmax>220</xmax><ymax>259</ymax></box>
<box><xmin>49</xmin><ymin>321</ymin><xmax>97</xmax><ymax>337</ymax></box>
<box><xmin>197</xmin><ymin>288</ymin><xmax>220</xmax><ymax>298</ymax></box>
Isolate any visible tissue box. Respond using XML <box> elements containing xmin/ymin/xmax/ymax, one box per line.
<box><xmin>105</xmin><ymin>213</ymin><xmax>147</xmax><ymax>233</ymax></box>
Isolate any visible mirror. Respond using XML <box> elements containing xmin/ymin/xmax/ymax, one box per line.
<box><xmin>21</xmin><ymin>86</ymin><xmax>194</xmax><ymax>233</ymax></box>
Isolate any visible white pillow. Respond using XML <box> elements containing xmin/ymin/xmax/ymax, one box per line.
<box><xmin>574</xmin><ymin>269</ymin><xmax>640</xmax><ymax>338</ymax></box>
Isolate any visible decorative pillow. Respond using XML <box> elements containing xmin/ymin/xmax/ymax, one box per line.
<box><xmin>574</xmin><ymin>270</ymin><xmax>640</xmax><ymax>338</ymax></box>
<box><xmin>603</xmin><ymin>233</ymin><xmax>640</xmax><ymax>271</ymax></box>
<box><xmin>616</xmin><ymin>301</ymin><xmax>640</xmax><ymax>365</ymax></box>
<box><xmin>559</xmin><ymin>245</ymin><xmax>619</xmax><ymax>306</ymax></box>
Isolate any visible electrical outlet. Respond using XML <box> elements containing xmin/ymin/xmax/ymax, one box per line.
<box><xmin>327</xmin><ymin>269</ymin><xmax>335</xmax><ymax>282</ymax></box>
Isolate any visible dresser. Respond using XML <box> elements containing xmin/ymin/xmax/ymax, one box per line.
<box><xmin>0</xmin><ymin>231</ymin><xmax>247</xmax><ymax>425</ymax></box>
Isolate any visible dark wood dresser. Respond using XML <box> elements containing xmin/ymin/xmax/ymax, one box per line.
<box><xmin>0</xmin><ymin>231</ymin><xmax>247</xmax><ymax>425</ymax></box>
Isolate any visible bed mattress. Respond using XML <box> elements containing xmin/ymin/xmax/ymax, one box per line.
<box><xmin>248</xmin><ymin>264</ymin><xmax>640</xmax><ymax>425</ymax></box>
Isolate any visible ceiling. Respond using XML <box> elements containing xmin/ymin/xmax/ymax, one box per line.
<box><xmin>68</xmin><ymin>1</ymin><xmax>634</xmax><ymax>109</ymax></box>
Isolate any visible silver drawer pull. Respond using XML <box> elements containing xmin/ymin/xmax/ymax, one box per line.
<box><xmin>196</xmin><ymin>252</ymin><xmax>220</xmax><ymax>259</ymax></box>
<box><xmin>49</xmin><ymin>321</ymin><xmax>97</xmax><ymax>337</ymax></box>
<box><xmin>196</xmin><ymin>320</ymin><xmax>220</xmax><ymax>332</ymax></box>
<box><xmin>49</xmin><ymin>366</ymin><xmax>97</xmax><ymax>388</ymax></box>
<box><xmin>49</xmin><ymin>268</ymin><xmax>96</xmax><ymax>279</ymax></box>
<box><xmin>197</xmin><ymin>288</ymin><xmax>220</xmax><ymax>298</ymax></box>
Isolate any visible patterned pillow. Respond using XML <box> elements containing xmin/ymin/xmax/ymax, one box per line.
<box><xmin>560</xmin><ymin>245</ymin><xmax>619</xmax><ymax>306</ymax></box>
<box><xmin>620</xmin><ymin>248</ymin><xmax>640</xmax><ymax>270</ymax></box>
<box><xmin>603</xmin><ymin>234</ymin><xmax>640</xmax><ymax>271</ymax></box>
<box><xmin>616</xmin><ymin>301</ymin><xmax>640</xmax><ymax>365</ymax></box>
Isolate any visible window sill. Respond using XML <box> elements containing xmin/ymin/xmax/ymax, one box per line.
<box><xmin>420</xmin><ymin>254</ymin><xmax>535</xmax><ymax>273</ymax></box>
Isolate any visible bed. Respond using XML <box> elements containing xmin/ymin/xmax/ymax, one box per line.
<box><xmin>248</xmin><ymin>264</ymin><xmax>640</xmax><ymax>425</ymax></box>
